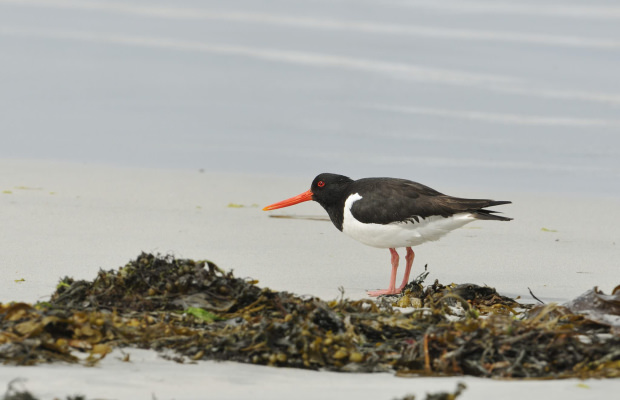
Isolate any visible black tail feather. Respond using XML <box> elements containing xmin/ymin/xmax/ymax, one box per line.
<box><xmin>442</xmin><ymin>198</ymin><xmax>513</xmax><ymax>221</ymax></box>
<box><xmin>473</xmin><ymin>207</ymin><xmax>513</xmax><ymax>221</ymax></box>
<box><xmin>486</xmin><ymin>200</ymin><xmax>512</xmax><ymax>207</ymax></box>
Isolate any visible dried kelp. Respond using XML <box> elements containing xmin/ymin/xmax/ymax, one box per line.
<box><xmin>390</xmin><ymin>270</ymin><xmax>522</xmax><ymax>315</ymax></box>
<box><xmin>2</xmin><ymin>379</ymin><xmax>85</xmax><ymax>400</ymax></box>
<box><xmin>394</xmin><ymin>382</ymin><xmax>467</xmax><ymax>400</ymax></box>
<box><xmin>51</xmin><ymin>255</ymin><xmax>261</xmax><ymax>313</ymax></box>
<box><xmin>563</xmin><ymin>285</ymin><xmax>620</xmax><ymax>334</ymax></box>
<box><xmin>425</xmin><ymin>383</ymin><xmax>466</xmax><ymax>400</ymax></box>
<box><xmin>1</xmin><ymin>253</ymin><xmax>619</xmax><ymax>379</ymax></box>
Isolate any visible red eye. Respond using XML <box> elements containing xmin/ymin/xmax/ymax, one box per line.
<box><xmin>317</xmin><ymin>181</ymin><xmax>325</xmax><ymax>187</ymax></box>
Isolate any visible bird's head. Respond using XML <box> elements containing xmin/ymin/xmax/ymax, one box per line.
<box><xmin>262</xmin><ymin>173</ymin><xmax>353</xmax><ymax>211</ymax></box>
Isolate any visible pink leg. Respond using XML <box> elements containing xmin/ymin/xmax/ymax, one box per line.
<box><xmin>398</xmin><ymin>247</ymin><xmax>415</xmax><ymax>291</ymax></box>
<box><xmin>367</xmin><ymin>248</ymin><xmax>400</xmax><ymax>297</ymax></box>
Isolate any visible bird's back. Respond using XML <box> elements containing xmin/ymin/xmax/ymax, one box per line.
<box><xmin>347</xmin><ymin>177</ymin><xmax>512</xmax><ymax>225</ymax></box>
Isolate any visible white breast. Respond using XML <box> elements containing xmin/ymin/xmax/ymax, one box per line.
<box><xmin>341</xmin><ymin>193</ymin><xmax>475</xmax><ymax>249</ymax></box>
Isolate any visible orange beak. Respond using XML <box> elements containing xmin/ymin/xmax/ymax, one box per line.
<box><xmin>262</xmin><ymin>190</ymin><xmax>313</xmax><ymax>211</ymax></box>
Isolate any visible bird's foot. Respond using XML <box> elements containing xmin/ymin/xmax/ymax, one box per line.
<box><xmin>367</xmin><ymin>288</ymin><xmax>401</xmax><ymax>297</ymax></box>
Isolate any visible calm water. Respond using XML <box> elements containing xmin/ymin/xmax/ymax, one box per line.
<box><xmin>1</xmin><ymin>0</ymin><xmax>619</xmax><ymax>196</ymax></box>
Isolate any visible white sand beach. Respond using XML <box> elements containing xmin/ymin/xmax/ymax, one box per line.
<box><xmin>2</xmin><ymin>161</ymin><xmax>618</xmax><ymax>306</ymax></box>
<box><xmin>1</xmin><ymin>161</ymin><xmax>619</xmax><ymax>399</ymax></box>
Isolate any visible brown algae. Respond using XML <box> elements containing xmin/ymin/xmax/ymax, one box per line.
<box><xmin>0</xmin><ymin>253</ymin><xmax>618</xmax><ymax>378</ymax></box>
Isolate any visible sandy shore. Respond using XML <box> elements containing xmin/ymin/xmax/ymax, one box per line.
<box><xmin>1</xmin><ymin>160</ymin><xmax>619</xmax><ymax>399</ymax></box>
<box><xmin>2</xmin><ymin>160</ymin><xmax>618</xmax><ymax>303</ymax></box>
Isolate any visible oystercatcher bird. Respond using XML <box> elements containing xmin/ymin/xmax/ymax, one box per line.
<box><xmin>263</xmin><ymin>173</ymin><xmax>512</xmax><ymax>296</ymax></box>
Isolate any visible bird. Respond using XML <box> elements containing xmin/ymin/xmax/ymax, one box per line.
<box><xmin>263</xmin><ymin>173</ymin><xmax>512</xmax><ymax>297</ymax></box>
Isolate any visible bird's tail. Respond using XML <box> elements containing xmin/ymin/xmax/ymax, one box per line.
<box><xmin>472</xmin><ymin>201</ymin><xmax>513</xmax><ymax>221</ymax></box>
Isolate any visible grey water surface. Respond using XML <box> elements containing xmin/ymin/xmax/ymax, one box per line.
<box><xmin>1</xmin><ymin>0</ymin><xmax>619</xmax><ymax>196</ymax></box>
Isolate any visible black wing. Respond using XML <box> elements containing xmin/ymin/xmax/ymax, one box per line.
<box><xmin>348</xmin><ymin>178</ymin><xmax>511</xmax><ymax>224</ymax></box>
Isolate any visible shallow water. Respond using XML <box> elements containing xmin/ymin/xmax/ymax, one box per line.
<box><xmin>1</xmin><ymin>0</ymin><xmax>619</xmax><ymax>196</ymax></box>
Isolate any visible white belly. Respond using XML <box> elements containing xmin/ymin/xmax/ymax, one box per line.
<box><xmin>341</xmin><ymin>193</ymin><xmax>475</xmax><ymax>249</ymax></box>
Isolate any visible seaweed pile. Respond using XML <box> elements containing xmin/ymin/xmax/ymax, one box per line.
<box><xmin>1</xmin><ymin>253</ymin><xmax>619</xmax><ymax>378</ymax></box>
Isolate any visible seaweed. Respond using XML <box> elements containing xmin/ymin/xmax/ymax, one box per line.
<box><xmin>393</xmin><ymin>382</ymin><xmax>467</xmax><ymax>400</ymax></box>
<box><xmin>1</xmin><ymin>380</ymin><xmax>84</xmax><ymax>400</ymax></box>
<box><xmin>1</xmin><ymin>253</ymin><xmax>618</xmax><ymax>379</ymax></box>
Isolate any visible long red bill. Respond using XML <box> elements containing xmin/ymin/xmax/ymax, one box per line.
<box><xmin>262</xmin><ymin>190</ymin><xmax>313</xmax><ymax>211</ymax></box>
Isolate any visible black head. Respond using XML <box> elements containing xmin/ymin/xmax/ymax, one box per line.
<box><xmin>264</xmin><ymin>173</ymin><xmax>353</xmax><ymax>212</ymax></box>
<box><xmin>310</xmin><ymin>173</ymin><xmax>354</xmax><ymax>208</ymax></box>
<box><xmin>263</xmin><ymin>173</ymin><xmax>354</xmax><ymax>231</ymax></box>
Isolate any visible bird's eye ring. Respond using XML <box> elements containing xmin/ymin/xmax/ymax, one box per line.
<box><xmin>317</xmin><ymin>181</ymin><xmax>325</xmax><ymax>187</ymax></box>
